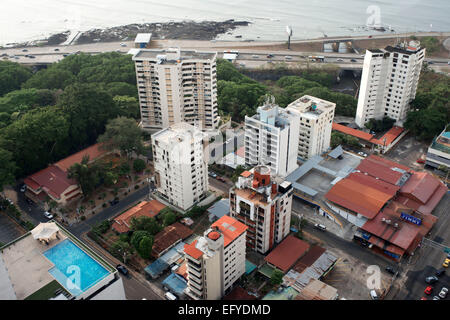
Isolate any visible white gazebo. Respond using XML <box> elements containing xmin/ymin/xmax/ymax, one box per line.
<box><xmin>31</xmin><ymin>222</ymin><xmax>61</xmax><ymax>243</ymax></box>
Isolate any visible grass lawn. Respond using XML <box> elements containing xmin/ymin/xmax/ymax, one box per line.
<box><xmin>24</xmin><ymin>280</ymin><xmax>69</xmax><ymax>300</ymax></box>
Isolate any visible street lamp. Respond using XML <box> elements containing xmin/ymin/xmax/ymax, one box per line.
<box><xmin>286</xmin><ymin>26</ymin><xmax>293</xmax><ymax>50</ymax></box>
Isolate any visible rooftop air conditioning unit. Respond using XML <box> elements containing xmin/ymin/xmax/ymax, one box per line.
<box><xmin>381</xmin><ymin>218</ymin><xmax>386</xmax><ymax>222</ymax></box>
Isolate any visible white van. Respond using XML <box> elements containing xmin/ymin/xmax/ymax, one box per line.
<box><xmin>164</xmin><ymin>292</ymin><xmax>177</xmax><ymax>300</ymax></box>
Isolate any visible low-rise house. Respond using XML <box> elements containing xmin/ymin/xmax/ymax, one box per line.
<box><xmin>152</xmin><ymin>222</ymin><xmax>193</xmax><ymax>258</ymax></box>
<box><xmin>111</xmin><ymin>200</ymin><xmax>166</xmax><ymax>233</ymax></box>
<box><xmin>24</xmin><ymin>143</ymin><xmax>109</xmax><ymax>205</ymax></box>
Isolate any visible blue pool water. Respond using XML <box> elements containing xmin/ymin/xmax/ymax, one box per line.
<box><xmin>44</xmin><ymin>239</ymin><xmax>110</xmax><ymax>296</ymax></box>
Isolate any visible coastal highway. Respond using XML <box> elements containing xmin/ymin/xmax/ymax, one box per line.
<box><xmin>1</xmin><ymin>35</ymin><xmax>449</xmax><ymax>69</ymax></box>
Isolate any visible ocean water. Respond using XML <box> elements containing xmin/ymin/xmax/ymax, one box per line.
<box><xmin>1</xmin><ymin>0</ymin><xmax>449</xmax><ymax>45</ymax></box>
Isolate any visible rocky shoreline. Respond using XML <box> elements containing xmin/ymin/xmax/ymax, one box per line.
<box><xmin>7</xmin><ymin>20</ymin><xmax>250</xmax><ymax>48</ymax></box>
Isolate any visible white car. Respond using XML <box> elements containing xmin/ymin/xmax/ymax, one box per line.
<box><xmin>314</xmin><ymin>223</ymin><xmax>327</xmax><ymax>231</ymax></box>
<box><xmin>439</xmin><ymin>287</ymin><xmax>448</xmax><ymax>299</ymax></box>
<box><xmin>44</xmin><ymin>211</ymin><xmax>53</xmax><ymax>219</ymax></box>
<box><xmin>336</xmin><ymin>58</ymin><xmax>344</xmax><ymax>62</ymax></box>
<box><xmin>358</xmin><ymin>151</ymin><xmax>368</xmax><ymax>157</ymax></box>
<box><xmin>120</xmin><ymin>42</ymin><xmax>127</xmax><ymax>47</ymax></box>
<box><xmin>370</xmin><ymin>290</ymin><xmax>379</xmax><ymax>300</ymax></box>
<box><xmin>252</xmin><ymin>55</ymin><xmax>259</xmax><ymax>58</ymax></box>
<box><xmin>284</xmin><ymin>55</ymin><xmax>292</xmax><ymax>60</ymax></box>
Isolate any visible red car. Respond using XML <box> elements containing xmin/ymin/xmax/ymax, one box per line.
<box><xmin>416</xmin><ymin>159</ymin><xmax>425</xmax><ymax>164</ymax></box>
<box><xmin>424</xmin><ymin>286</ymin><xmax>433</xmax><ymax>295</ymax></box>
<box><xmin>420</xmin><ymin>297</ymin><xmax>427</xmax><ymax>300</ymax></box>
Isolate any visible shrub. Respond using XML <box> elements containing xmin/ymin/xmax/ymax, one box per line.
<box><xmin>134</xmin><ymin>185</ymin><xmax>140</xmax><ymax>190</ymax></box>
<box><xmin>133</xmin><ymin>158</ymin><xmax>146</xmax><ymax>173</ymax></box>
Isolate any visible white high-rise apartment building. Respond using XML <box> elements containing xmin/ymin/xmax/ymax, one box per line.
<box><xmin>286</xmin><ymin>95</ymin><xmax>335</xmax><ymax>160</ymax></box>
<box><xmin>151</xmin><ymin>122</ymin><xmax>208</xmax><ymax>211</ymax></box>
<box><xmin>183</xmin><ymin>215</ymin><xmax>247</xmax><ymax>300</ymax></box>
<box><xmin>133</xmin><ymin>48</ymin><xmax>219</xmax><ymax>132</ymax></box>
<box><xmin>229</xmin><ymin>166</ymin><xmax>293</xmax><ymax>254</ymax></box>
<box><xmin>355</xmin><ymin>41</ymin><xmax>425</xmax><ymax>128</ymax></box>
<box><xmin>245</xmin><ymin>99</ymin><xmax>299</xmax><ymax>177</ymax></box>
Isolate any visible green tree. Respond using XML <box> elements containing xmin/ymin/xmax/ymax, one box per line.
<box><xmin>270</xmin><ymin>269</ymin><xmax>284</xmax><ymax>286</ymax></box>
<box><xmin>0</xmin><ymin>106</ymin><xmax>70</xmax><ymax>177</ymax></box>
<box><xmin>98</xmin><ymin>117</ymin><xmax>144</xmax><ymax>157</ymax></box>
<box><xmin>58</xmin><ymin>83</ymin><xmax>120</xmax><ymax>151</ymax></box>
<box><xmin>133</xmin><ymin>158</ymin><xmax>146</xmax><ymax>173</ymax></box>
<box><xmin>114</xmin><ymin>95</ymin><xmax>140</xmax><ymax>119</ymax></box>
<box><xmin>0</xmin><ymin>148</ymin><xmax>17</xmax><ymax>191</ymax></box>
<box><xmin>162</xmin><ymin>210</ymin><xmax>177</xmax><ymax>227</ymax></box>
<box><xmin>130</xmin><ymin>230</ymin><xmax>152</xmax><ymax>249</ymax></box>
<box><xmin>67</xmin><ymin>156</ymin><xmax>100</xmax><ymax>197</ymax></box>
<box><xmin>137</xmin><ymin>235</ymin><xmax>153</xmax><ymax>259</ymax></box>
<box><xmin>110</xmin><ymin>240</ymin><xmax>133</xmax><ymax>263</ymax></box>
<box><xmin>22</xmin><ymin>68</ymin><xmax>75</xmax><ymax>90</ymax></box>
<box><xmin>0</xmin><ymin>61</ymin><xmax>32</xmax><ymax>96</ymax></box>
<box><xmin>130</xmin><ymin>216</ymin><xmax>162</xmax><ymax>235</ymax></box>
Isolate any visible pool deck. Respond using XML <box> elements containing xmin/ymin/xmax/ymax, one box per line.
<box><xmin>0</xmin><ymin>233</ymin><xmax>68</xmax><ymax>300</ymax></box>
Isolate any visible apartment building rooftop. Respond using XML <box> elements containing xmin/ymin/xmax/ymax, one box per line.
<box><xmin>133</xmin><ymin>48</ymin><xmax>217</xmax><ymax>62</ymax></box>
<box><xmin>152</xmin><ymin>122</ymin><xmax>203</xmax><ymax>144</ymax></box>
<box><xmin>287</xmin><ymin>95</ymin><xmax>335</xmax><ymax>118</ymax></box>
<box><xmin>210</xmin><ymin>215</ymin><xmax>248</xmax><ymax>247</ymax></box>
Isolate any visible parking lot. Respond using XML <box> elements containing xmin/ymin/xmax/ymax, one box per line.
<box><xmin>322</xmin><ymin>249</ymin><xmax>393</xmax><ymax>300</ymax></box>
<box><xmin>0</xmin><ymin>212</ymin><xmax>25</xmax><ymax>245</ymax></box>
<box><xmin>384</xmin><ymin>134</ymin><xmax>429</xmax><ymax>170</ymax></box>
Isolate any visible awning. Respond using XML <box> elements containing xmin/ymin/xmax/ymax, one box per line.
<box><xmin>31</xmin><ymin>222</ymin><xmax>60</xmax><ymax>241</ymax></box>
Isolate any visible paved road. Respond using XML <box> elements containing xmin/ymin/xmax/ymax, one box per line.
<box><xmin>68</xmin><ymin>187</ymin><xmax>149</xmax><ymax>237</ymax></box>
<box><xmin>394</xmin><ymin>193</ymin><xmax>450</xmax><ymax>300</ymax></box>
<box><xmin>13</xmin><ymin>184</ymin><xmax>48</xmax><ymax>225</ymax></box>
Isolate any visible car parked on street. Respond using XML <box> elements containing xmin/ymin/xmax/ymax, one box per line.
<box><xmin>350</xmin><ymin>59</ymin><xmax>357</xmax><ymax>62</ymax></box>
<box><xmin>439</xmin><ymin>287</ymin><xmax>448</xmax><ymax>299</ymax></box>
<box><xmin>432</xmin><ymin>296</ymin><xmax>440</xmax><ymax>300</ymax></box>
<box><xmin>116</xmin><ymin>264</ymin><xmax>129</xmax><ymax>276</ymax></box>
<box><xmin>20</xmin><ymin>184</ymin><xmax>27</xmax><ymax>192</ymax></box>
<box><xmin>109</xmin><ymin>198</ymin><xmax>119</xmax><ymax>206</ymax></box>
<box><xmin>436</xmin><ymin>268</ymin><xmax>446</xmax><ymax>277</ymax></box>
<box><xmin>216</xmin><ymin>176</ymin><xmax>226</xmax><ymax>182</ymax></box>
<box><xmin>370</xmin><ymin>290</ymin><xmax>378</xmax><ymax>300</ymax></box>
<box><xmin>267</xmin><ymin>54</ymin><xmax>274</xmax><ymax>58</ymax></box>
<box><xmin>385</xmin><ymin>266</ymin><xmax>396</xmax><ymax>275</ymax></box>
<box><xmin>424</xmin><ymin>286</ymin><xmax>433</xmax><ymax>295</ymax></box>
<box><xmin>443</xmin><ymin>258</ymin><xmax>450</xmax><ymax>268</ymax></box>
<box><xmin>425</xmin><ymin>276</ymin><xmax>438</xmax><ymax>284</ymax></box>
<box><xmin>336</xmin><ymin>58</ymin><xmax>344</xmax><ymax>62</ymax></box>
<box><xmin>314</xmin><ymin>223</ymin><xmax>327</xmax><ymax>231</ymax></box>
<box><xmin>208</xmin><ymin>172</ymin><xmax>217</xmax><ymax>178</ymax></box>
<box><xmin>44</xmin><ymin>211</ymin><xmax>53</xmax><ymax>219</ymax></box>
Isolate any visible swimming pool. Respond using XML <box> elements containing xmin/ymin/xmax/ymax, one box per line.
<box><xmin>43</xmin><ymin>239</ymin><xmax>111</xmax><ymax>296</ymax></box>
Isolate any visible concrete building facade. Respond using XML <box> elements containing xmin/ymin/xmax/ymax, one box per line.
<box><xmin>355</xmin><ymin>41</ymin><xmax>425</xmax><ymax>127</ymax></box>
<box><xmin>425</xmin><ymin>127</ymin><xmax>450</xmax><ymax>170</ymax></box>
<box><xmin>151</xmin><ymin>122</ymin><xmax>208</xmax><ymax>211</ymax></box>
<box><xmin>244</xmin><ymin>99</ymin><xmax>300</xmax><ymax>177</ymax></box>
<box><xmin>183</xmin><ymin>215</ymin><xmax>247</xmax><ymax>300</ymax></box>
<box><xmin>133</xmin><ymin>48</ymin><xmax>219</xmax><ymax>132</ymax></box>
<box><xmin>286</xmin><ymin>95</ymin><xmax>335</xmax><ymax>160</ymax></box>
<box><xmin>229</xmin><ymin>166</ymin><xmax>294</xmax><ymax>254</ymax></box>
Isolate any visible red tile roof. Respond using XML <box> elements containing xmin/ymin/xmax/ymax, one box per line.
<box><xmin>370</xmin><ymin>126</ymin><xmax>404</xmax><ymax>146</ymax></box>
<box><xmin>356</xmin><ymin>155</ymin><xmax>410</xmax><ymax>185</ymax></box>
<box><xmin>264</xmin><ymin>235</ymin><xmax>310</xmax><ymax>273</ymax></box>
<box><xmin>184</xmin><ymin>240</ymin><xmax>203</xmax><ymax>260</ymax></box>
<box><xmin>293</xmin><ymin>245</ymin><xmax>326</xmax><ymax>273</ymax></box>
<box><xmin>332</xmin><ymin>123</ymin><xmax>404</xmax><ymax>147</ymax></box>
<box><xmin>361</xmin><ymin>209</ymin><xmax>420</xmax><ymax>251</ymax></box>
<box><xmin>241</xmin><ymin>171</ymin><xmax>252</xmax><ymax>178</ymax></box>
<box><xmin>332</xmin><ymin>123</ymin><xmax>374</xmax><ymax>141</ymax></box>
<box><xmin>347</xmin><ymin>172</ymin><xmax>400</xmax><ymax>195</ymax></box>
<box><xmin>54</xmin><ymin>143</ymin><xmax>108</xmax><ymax>172</ymax></box>
<box><xmin>400</xmin><ymin>172</ymin><xmax>440</xmax><ymax>204</ymax></box>
<box><xmin>24</xmin><ymin>165</ymin><xmax>76</xmax><ymax>200</ymax></box>
<box><xmin>325</xmin><ymin>177</ymin><xmax>395</xmax><ymax>219</ymax></box>
<box><xmin>152</xmin><ymin>222</ymin><xmax>193</xmax><ymax>258</ymax></box>
<box><xmin>111</xmin><ymin>200</ymin><xmax>166</xmax><ymax>233</ymax></box>
<box><xmin>211</xmin><ymin>215</ymin><xmax>248</xmax><ymax>247</ymax></box>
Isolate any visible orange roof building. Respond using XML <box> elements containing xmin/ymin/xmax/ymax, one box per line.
<box><xmin>183</xmin><ymin>216</ymin><xmax>248</xmax><ymax>300</ymax></box>
<box><xmin>264</xmin><ymin>235</ymin><xmax>310</xmax><ymax>273</ymax></box>
<box><xmin>111</xmin><ymin>200</ymin><xmax>166</xmax><ymax>233</ymax></box>
<box><xmin>24</xmin><ymin>143</ymin><xmax>110</xmax><ymax>205</ymax></box>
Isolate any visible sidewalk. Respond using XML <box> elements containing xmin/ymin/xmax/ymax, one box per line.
<box><xmin>81</xmin><ymin>233</ymin><xmax>165</xmax><ymax>300</ymax></box>
<box><xmin>65</xmin><ymin>180</ymin><xmax>149</xmax><ymax>225</ymax></box>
